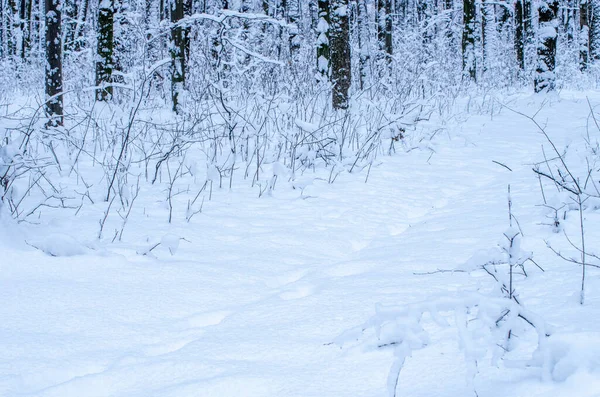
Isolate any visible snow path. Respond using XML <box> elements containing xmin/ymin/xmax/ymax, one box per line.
<box><xmin>2</xmin><ymin>95</ymin><xmax>600</xmax><ymax>396</ymax></box>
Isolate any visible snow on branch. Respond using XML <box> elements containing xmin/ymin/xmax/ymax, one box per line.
<box><xmin>335</xmin><ymin>293</ymin><xmax>549</xmax><ymax>397</ymax></box>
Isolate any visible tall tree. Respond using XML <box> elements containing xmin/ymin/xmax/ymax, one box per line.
<box><xmin>581</xmin><ymin>0</ymin><xmax>591</xmax><ymax>70</ymax></box>
<box><xmin>515</xmin><ymin>0</ymin><xmax>525</xmax><ymax>70</ymax></box>
<box><xmin>64</xmin><ymin>0</ymin><xmax>78</xmax><ymax>52</ymax></box>
<box><xmin>288</xmin><ymin>0</ymin><xmax>301</xmax><ymax>55</ymax></box>
<box><xmin>356</xmin><ymin>0</ymin><xmax>370</xmax><ymax>89</ymax></box>
<box><xmin>330</xmin><ymin>0</ymin><xmax>351</xmax><ymax>109</ymax></box>
<box><xmin>376</xmin><ymin>0</ymin><xmax>393</xmax><ymax>60</ymax></box>
<box><xmin>462</xmin><ymin>0</ymin><xmax>477</xmax><ymax>80</ymax></box>
<box><xmin>45</xmin><ymin>0</ymin><xmax>63</xmax><ymax>126</ymax></box>
<box><xmin>481</xmin><ymin>0</ymin><xmax>493</xmax><ymax>73</ymax></box>
<box><xmin>170</xmin><ymin>0</ymin><xmax>186</xmax><ymax>112</ymax></box>
<box><xmin>72</xmin><ymin>0</ymin><xmax>90</xmax><ymax>51</ymax></box>
<box><xmin>316</xmin><ymin>0</ymin><xmax>330</xmax><ymax>78</ymax></box>
<box><xmin>19</xmin><ymin>0</ymin><xmax>32</xmax><ymax>59</ymax></box>
<box><xmin>184</xmin><ymin>0</ymin><xmax>193</xmax><ymax>60</ymax></box>
<box><xmin>0</xmin><ymin>0</ymin><xmax>3</xmax><ymax>58</ymax></box>
<box><xmin>96</xmin><ymin>0</ymin><xmax>114</xmax><ymax>101</ymax></box>
<box><xmin>3</xmin><ymin>0</ymin><xmax>18</xmax><ymax>58</ymax></box>
<box><xmin>591</xmin><ymin>0</ymin><xmax>600</xmax><ymax>60</ymax></box>
<box><xmin>535</xmin><ymin>0</ymin><xmax>559</xmax><ymax>92</ymax></box>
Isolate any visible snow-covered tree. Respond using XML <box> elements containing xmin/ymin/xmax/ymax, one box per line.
<box><xmin>535</xmin><ymin>0</ymin><xmax>559</xmax><ymax>92</ymax></box>
<box><xmin>45</xmin><ymin>0</ymin><xmax>63</xmax><ymax>126</ymax></box>
<box><xmin>96</xmin><ymin>0</ymin><xmax>115</xmax><ymax>101</ymax></box>
<box><xmin>330</xmin><ymin>0</ymin><xmax>350</xmax><ymax>109</ymax></box>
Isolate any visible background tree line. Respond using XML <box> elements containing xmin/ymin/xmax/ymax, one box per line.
<box><xmin>0</xmin><ymin>0</ymin><xmax>599</xmax><ymax>123</ymax></box>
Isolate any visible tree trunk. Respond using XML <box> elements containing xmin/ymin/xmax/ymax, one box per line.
<box><xmin>356</xmin><ymin>0</ymin><xmax>369</xmax><ymax>89</ymax></box>
<box><xmin>330</xmin><ymin>0</ymin><xmax>351</xmax><ymax>109</ymax></box>
<box><xmin>376</xmin><ymin>0</ymin><xmax>393</xmax><ymax>59</ymax></box>
<box><xmin>19</xmin><ymin>0</ymin><xmax>31</xmax><ymax>59</ymax></box>
<box><xmin>170</xmin><ymin>0</ymin><xmax>185</xmax><ymax>113</ymax></box>
<box><xmin>581</xmin><ymin>0</ymin><xmax>590</xmax><ymax>70</ymax></box>
<box><xmin>0</xmin><ymin>0</ymin><xmax>4</xmax><ymax>58</ymax></box>
<box><xmin>535</xmin><ymin>0</ymin><xmax>558</xmax><ymax>92</ymax></box>
<box><xmin>288</xmin><ymin>0</ymin><xmax>301</xmax><ymax>56</ymax></box>
<box><xmin>96</xmin><ymin>0</ymin><xmax>114</xmax><ymax>101</ymax></box>
<box><xmin>69</xmin><ymin>0</ymin><xmax>89</xmax><ymax>51</ymax></box>
<box><xmin>385</xmin><ymin>0</ymin><xmax>393</xmax><ymax>56</ymax></box>
<box><xmin>524</xmin><ymin>0</ymin><xmax>533</xmax><ymax>44</ymax></box>
<box><xmin>45</xmin><ymin>0</ymin><xmax>63</xmax><ymax>126</ymax></box>
<box><xmin>515</xmin><ymin>0</ymin><xmax>525</xmax><ymax>70</ymax></box>
<box><xmin>6</xmin><ymin>0</ymin><xmax>17</xmax><ymax>57</ymax></box>
<box><xmin>462</xmin><ymin>0</ymin><xmax>477</xmax><ymax>80</ymax></box>
<box><xmin>64</xmin><ymin>0</ymin><xmax>77</xmax><ymax>52</ymax></box>
<box><xmin>591</xmin><ymin>0</ymin><xmax>600</xmax><ymax>60</ymax></box>
<box><xmin>184</xmin><ymin>0</ymin><xmax>193</xmax><ymax>61</ymax></box>
<box><xmin>481</xmin><ymin>0</ymin><xmax>493</xmax><ymax>73</ymax></box>
<box><xmin>316</xmin><ymin>0</ymin><xmax>330</xmax><ymax>78</ymax></box>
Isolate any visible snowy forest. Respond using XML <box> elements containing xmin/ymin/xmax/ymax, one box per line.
<box><xmin>1</xmin><ymin>0</ymin><xmax>600</xmax><ymax>396</ymax></box>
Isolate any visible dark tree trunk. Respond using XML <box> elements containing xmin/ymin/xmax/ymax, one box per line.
<box><xmin>330</xmin><ymin>0</ymin><xmax>351</xmax><ymax>109</ymax></box>
<box><xmin>170</xmin><ymin>0</ymin><xmax>186</xmax><ymax>113</ymax></box>
<box><xmin>581</xmin><ymin>0</ymin><xmax>590</xmax><ymax>70</ymax></box>
<box><xmin>45</xmin><ymin>0</ymin><xmax>63</xmax><ymax>126</ymax></box>
<box><xmin>515</xmin><ymin>0</ymin><xmax>525</xmax><ymax>70</ymax></box>
<box><xmin>6</xmin><ymin>0</ymin><xmax>17</xmax><ymax>57</ymax></box>
<box><xmin>376</xmin><ymin>0</ymin><xmax>393</xmax><ymax>58</ymax></box>
<box><xmin>19</xmin><ymin>0</ymin><xmax>32</xmax><ymax>59</ymax></box>
<box><xmin>96</xmin><ymin>0</ymin><xmax>114</xmax><ymax>101</ymax></box>
<box><xmin>591</xmin><ymin>0</ymin><xmax>600</xmax><ymax>60</ymax></box>
<box><xmin>184</xmin><ymin>0</ymin><xmax>193</xmax><ymax>61</ymax></box>
<box><xmin>288</xmin><ymin>0</ymin><xmax>301</xmax><ymax>55</ymax></box>
<box><xmin>481</xmin><ymin>0</ymin><xmax>492</xmax><ymax>73</ymax></box>
<box><xmin>72</xmin><ymin>0</ymin><xmax>89</xmax><ymax>51</ymax></box>
<box><xmin>356</xmin><ymin>0</ymin><xmax>369</xmax><ymax>89</ymax></box>
<box><xmin>316</xmin><ymin>0</ymin><xmax>330</xmax><ymax>78</ymax></box>
<box><xmin>385</xmin><ymin>0</ymin><xmax>392</xmax><ymax>56</ymax></box>
<box><xmin>535</xmin><ymin>0</ymin><xmax>558</xmax><ymax>92</ymax></box>
<box><xmin>309</xmin><ymin>0</ymin><xmax>319</xmax><ymax>29</ymax></box>
<box><xmin>64</xmin><ymin>0</ymin><xmax>77</xmax><ymax>52</ymax></box>
<box><xmin>524</xmin><ymin>0</ymin><xmax>533</xmax><ymax>43</ymax></box>
<box><xmin>0</xmin><ymin>0</ymin><xmax>3</xmax><ymax>58</ymax></box>
<box><xmin>462</xmin><ymin>0</ymin><xmax>476</xmax><ymax>80</ymax></box>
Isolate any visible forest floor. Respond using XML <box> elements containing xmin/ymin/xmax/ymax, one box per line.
<box><xmin>1</xmin><ymin>92</ymin><xmax>600</xmax><ymax>397</ymax></box>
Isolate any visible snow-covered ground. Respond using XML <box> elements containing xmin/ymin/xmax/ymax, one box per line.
<box><xmin>1</xmin><ymin>93</ymin><xmax>600</xmax><ymax>396</ymax></box>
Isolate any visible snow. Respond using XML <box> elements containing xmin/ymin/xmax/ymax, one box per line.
<box><xmin>2</xmin><ymin>93</ymin><xmax>600</xmax><ymax>396</ymax></box>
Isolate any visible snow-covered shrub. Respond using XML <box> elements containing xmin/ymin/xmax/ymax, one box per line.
<box><xmin>336</xmin><ymin>293</ymin><xmax>548</xmax><ymax>397</ymax></box>
<box><xmin>530</xmin><ymin>105</ymin><xmax>600</xmax><ymax>304</ymax></box>
<box><xmin>0</xmin><ymin>138</ymin><xmax>22</xmax><ymax>214</ymax></box>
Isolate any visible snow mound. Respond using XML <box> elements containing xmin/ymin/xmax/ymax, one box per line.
<box><xmin>535</xmin><ymin>332</ymin><xmax>600</xmax><ymax>382</ymax></box>
<box><xmin>28</xmin><ymin>234</ymin><xmax>89</xmax><ymax>257</ymax></box>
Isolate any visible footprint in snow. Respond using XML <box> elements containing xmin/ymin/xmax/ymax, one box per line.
<box><xmin>186</xmin><ymin>310</ymin><xmax>231</xmax><ymax>328</ymax></box>
<box><xmin>263</xmin><ymin>270</ymin><xmax>307</xmax><ymax>288</ymax></box>
<box><xmin>142</xmin><ymin>337</ymin><xmax>198</xmax><ymax>357</ymax></box>
<box><xmin>279</xmin><ymin>283</ymin><xmax>316</xmax><ymax>300</ymax></box>
<box><xmin>325</xmin><ymin>261</ymin><xmax>377</xmax><ymax>277</ymax></box>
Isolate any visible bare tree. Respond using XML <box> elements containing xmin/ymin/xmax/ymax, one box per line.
<box><xmin>330</xmin><ymin>0</ymin><xmax>351</xmax><ymax>109</ymax></box>
<box><xmin>19</xmin><ymin>0</ymin><xmax>32</xmax><ymax>59</ymax></box>
<box><xmin>462</xmin><ymin>0</ymin><xmax>476</xmax><ymax>81</ymax></box>
<box><xmin>535</xmin><ymin>0</ymin><xmax>558</xmax><ymax>92</ymax></box>
<box><xmin>581</xmin><ymin>0</ymin><xmax>591</xmax><ymax>70</ymax></box>
<box><xmin>515</xmin><ymin>0</ymin><xmax>525</xmax><ymax>70</ymax></box>
<box><xmin>96</xmin><ymin>0</ymin><xmax>114</xmax><ymax>101</ymax></box>
<box><xmin>356</xmin><ymin>0</ymin><xmax>370</xmax><ymax>89</ymax></box>
<box><xmin>170</xmin><ymin>0</ymin><xmax>186</xmax><ymax>112</ymax></box>
<box><xmin>45</xmin><ymin>0</ymin><xmax>63</xmax><ymax>126</ymax></box>
<box><xmin>316</xmin><ymin>0</ymin><xmax>330</xmax><ymax>78</ymax></box>
<box><xmin>376</xmin><ymin>0</ymin><xmax>392</xmax><ymax>61</ymax></box>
